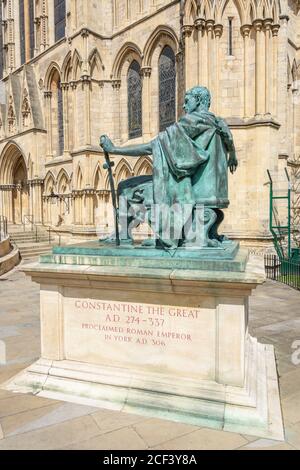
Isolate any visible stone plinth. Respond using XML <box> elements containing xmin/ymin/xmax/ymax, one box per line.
<box><xmin>2</xmin><ymin>253</ymin><xmax>284</xmax><ymax>440</ymax></box>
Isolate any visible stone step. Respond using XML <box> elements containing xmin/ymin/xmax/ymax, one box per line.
<box><xmin>10</xmin><ymin>235</ymin><xmax>50</xmax><ymax>243</ymax></box>
<box><xmin>16</xmin><ymin>241</ymin><xmax>53</xmax><ymax>249</ymax></box>
<box><xmin>10</xmin><ymin>232</ymin><xmax>49</xmax><ymax>238</ymax></box>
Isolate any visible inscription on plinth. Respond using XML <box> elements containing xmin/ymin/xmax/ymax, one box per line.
<box><xmin>64</xmin><ymin>298</ymin><xmax>216</xmax><ymax>379</ymax></box>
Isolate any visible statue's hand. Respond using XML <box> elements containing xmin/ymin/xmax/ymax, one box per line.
<box><xmin>100</xmin><ymin>135</ymin><xmax>115</xmax><ymax>154</ymax></box>
<box><xmin>228</xmin><ymin>152</ymin><xmax>238</xmax><ymax>174</ymax></box>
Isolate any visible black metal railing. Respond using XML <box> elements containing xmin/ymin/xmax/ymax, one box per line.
<box><xmin>22</xmin><ymin>215</ymin><xmax>61</xmax><ymax>246</ymax></box>
<box><xmin>0</xmin><ymin>216</ymin><xmax>8</xmax><ymax>242</ymax></box>
<box><xmin>46</xmin><ymin>227</ymin><xmax>61</xmax><ymax>246</ymax></box>
<box><xmin>265</xmin><ymin>254</ymin><xmax>300</xmax><ymax>291</ymax></box>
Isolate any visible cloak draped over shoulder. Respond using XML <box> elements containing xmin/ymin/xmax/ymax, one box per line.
<box><xmin>149</xmin><ymin>111</ymin><xmax>235</xmax><ymax>248</ymax></box>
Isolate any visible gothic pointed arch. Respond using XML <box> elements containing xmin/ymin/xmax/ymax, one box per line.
<box><xmin>44</xmin><ymin>62</ymin><xmax>61</xmax><ymax>90</ymax></box>
<box><xmin>0</xmin><ymin>141</ymin><xmax>27</xmax><ymax>185</ymax></box>
<box><xmin>93</xmin><ymin>163</ymin><xmax>104</xmax><ymax>190</ymax></box>
<box><xmin>61</xmin><ymin>51</ymin><xmax>72</xmax><ymax>82</ymax></box>
<box><xmin>46</xmin><ymin>65</ymin><xmax>64</xmax><ymax>157</ymax></box>
<box><xmin>112</xmin><ymin>42</ymin><xmax>143</xmax><ymax>80</ymax></box>
<box><xmin>256</xmin><ymin>0</ymin><xmax>281</xmax><ymax>19</ymax></box>
<box><xmin>198</xmin><ymin>0</ymin><xmax>214</xmax><ymax>20</ymax></box>
<box><xmin>183</xmin><ymin>0</ymin><xmax>197</xmax><ymax>24</ymax></box>
<box><xmin>75</xmin><ymin>164</ymin><xmax>84</xmax><ymax>190</ymax></box>
<box><xmin>0</xmin><ymin>141</ymin><xmax>30</xmax><ymax>224</ymax></box>
<box><xmin>143</xmin><ymin>26</ymin><xmax>179</xmax><ymax>68</ymax></box>
<box><xmin>44</xmin><ymin>170</ymin><xmax>56</xmax><ymax>195</ymax></box>
<box><xmin>115</xmin><ymin>159</ymin><xmax>133</xmax><ymax>185</ymax></box>
<box><xmin>272</xmin><ymin>0</ymin><xmax>281</xmax><ymax>22</ymax></box>
<box><xmin>71</xmin><ymin>49</ymin><xmax>83</xmax><ymax>81</ymax></box>
<box><xmin>57</xmin><ymin>168</ymin><xmax>70</xmax><ymax>194</ymax></box>
<box><xmin>88</xmin><ymin>48</ymin><xmax>104</xmax><ymax>80</ymax></box>
<box><xmin>133</xmin><ymin>157</ymin><xmax>153</xmax><ymax>176</ymax></box>
<box><xmin>216</xmin><ymin>0</ymin><xmax>246</xmax><ymax>24</ymax></box>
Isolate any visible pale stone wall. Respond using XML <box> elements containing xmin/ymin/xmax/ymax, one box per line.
<box><xmin>0</xmin><ymin>0</ymin><xmax>299</xmax><ymax>250</ymax></box>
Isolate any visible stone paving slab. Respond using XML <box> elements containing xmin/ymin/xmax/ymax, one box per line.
<box><xmin>0</xmin><ymin>264</ymin><xmax>299</xmax><ymax>450</ymax></box>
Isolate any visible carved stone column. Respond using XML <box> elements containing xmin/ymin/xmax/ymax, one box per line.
<box><xmin>73</xmin><ymin>191</ymin><xmax>83</xmax><ymax>225</ymax></box>
<box><xmin>29</xmin><ymin>179</ymin><xmax>44</xmax><ymax>224</ymax></box>
<box><xmin>277</xmin><ymin>14</ymin><xmax>289</xmax><ymax>158</ymax></box>
<box><xmin>241</xmin><ymin>24</ymin><xmax>252</xmax><ymax>119</ymax></box>
<box><xmin>264</xmin><ymin>19</ymin><xmax>273</xmax><ymax>117</ymax></box>
<box><xmin>69</xmin><ymin>81</ymin><xmax>77</xmax><ymax>149</ymax></box>
<box><xmin>96</xmin><ymin>191</ymin><xmax>109</xmax><ymax>234</ymax></box>
<box><xmin>141</xmin><ymin>67</ymin><xmax>152</xmax><ymax>139</ymax></box>
<box><xmin>61</xmin><ymin>83</ymin><xmax>70</xmax><ymax>154</ymax></box>
<box><xmin>112</xmin><ymin>80</ymin><xmax>121</xmax><ymax>144</ymax></box>
<box><xmin>253</xmin><ymin>19</ymin><xmax>265</xmax><ymax>118</ymax></box>
<box><xmin>292</xmin><ymin>86</ymin><xmax>299</xmax><ymax>155</ymax></box>
<box><xmin>82</xmin><ymin>29</ymin><xmax>89</xmax><ymax>74</ymax></box>
<box><xmin>213</xmin><ymin>24</ymin><xmax>223</xmax><ymax>114</ymax></box>
<box><xmin>0</xmin><ymin>187</ymin><xmax>13</xmax><ymax>222</ymax></box>
<box><xmin>182</xmin><ymin>25</ymin><xmax>193</xmax><ymax>90</ymax></box>
<box><xmin>271</xmin><ymin>24</ymin><xmax>280</xmax><ymax>118</ymax></box>
<box><xmin>81</xmin><ymin>75</ymin><xmax>92</xmax><ymax>147</ymax></box>
<box><xmin>34</xmin><ymin>17</ymin><xmax>40</xmax><ymax>54</ymax></box>
<box><xmin>83</xmin><ymin>189</ymin><xmax>95</xmax><ymax>226</ymax></box>
<box><xmin>105</xmin><ymin>191</ymin><xmax>115</xmax><ymax>232</ymax></box>
<box><xmin>44</xmin><ymin>91</ymin><xmax>53</xmax><ymax>159</ymax></box>
<box><xmin>194</xmin><ymin>18</ymin><xmax>206</xmax><ymax>86</ymax></box>
<box><xmin>206</xmin><ymin>20</ymin><xmax>215</xmax><ymax>93</ymax></box>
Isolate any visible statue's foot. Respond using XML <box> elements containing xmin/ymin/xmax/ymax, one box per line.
<box><xmin>141</xmin><ymin>238</ymin><xmax>156</xmax><ymax>248</ymax></box>
<box><xmin>99</xmin><ymin>234</ymin><xmax>133</xmax><ymax>246</ymax></box>
<box><xmin>207</xmin><ymin>239</ymin><xmax>221</xmax><ymax>248</ymax></box>
<box><xmin>157</xmin><ymin>239</ymin><xmax>178</xmax><ymax>251</ymax></box>
<box><xmin>99</xmin><ymin>235</ymin><xmax>116</xmax><ymax>244</ymax></box>
<box><xmin>217</xmin><ymin>235</ymin><xmax>229</xmax><ymax>243</ymax></box>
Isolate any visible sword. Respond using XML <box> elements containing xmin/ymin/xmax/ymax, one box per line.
<box><xmin>101</xmin><ymin>139</ymin><xmax>120</xmax><ymax>246</ymax></box>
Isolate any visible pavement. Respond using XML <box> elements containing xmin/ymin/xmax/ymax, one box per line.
<box><xmin>0</xmin><ymin>262</ymin><xmax>299</xmax><ymax>450</ymax></box>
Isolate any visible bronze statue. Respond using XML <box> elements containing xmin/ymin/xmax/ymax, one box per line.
<box><xmin>100</xmin><ymin>86</ymin><xmax>238</xmax><ymax>250</ymax></box>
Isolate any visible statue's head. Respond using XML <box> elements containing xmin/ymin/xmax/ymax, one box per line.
<box><xmin>183</xmin><ymin>86</ymin><xmax>211</xmax><ymax>114</ymax></box>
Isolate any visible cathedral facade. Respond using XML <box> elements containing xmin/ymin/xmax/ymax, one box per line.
<box><xmin>0</xmin><ymin>0</ymin><xmax>299</xmax><ymax>248</ymax></box>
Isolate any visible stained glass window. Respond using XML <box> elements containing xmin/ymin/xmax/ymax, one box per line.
<box><xmin>128</xmin><ymin>60</ymin><xmax>142</xmax><ymax>139</ymax></box>
<box><xmin>54</xmin><ymin>0</ymin><xmax>66</xmax><ymax>42</ymax></box>
<box><xmin>19</xmin><ymin>0</ymin><xmax>35</xmax><ymax>63</ymax></box>
<box><xmin>159</xmin><ymin>46</ymin><xmax>176</xmax><ymax>132</ymax></box>
<box><xmin>228</xmin><ymin>17</ymin><xmax>234</xmax><ymax>56</ymax></box>
<box><xmin>20</xmin><ymin>0</ymin><xmax>26</xmax><ymax>64</ymax></box>
<box><xmin>57</xmin><ymin>80</ymin><xmax>64</xmax><ymax>155</ymax></box>
<box><xmin>29</xmin><ymin>0</ymin><xmax>35</xmax><ymax>59</ymax></box>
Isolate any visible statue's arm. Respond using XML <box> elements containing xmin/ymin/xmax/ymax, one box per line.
<box><xmin>217</xmin><ymin>120</ymin><xmax>238</xmax><ymax>174</ymax></box>
<box><xmin>100</xmin><ymin>135</ymin><xmax>152</xmax><ymax>157</ymax></box>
